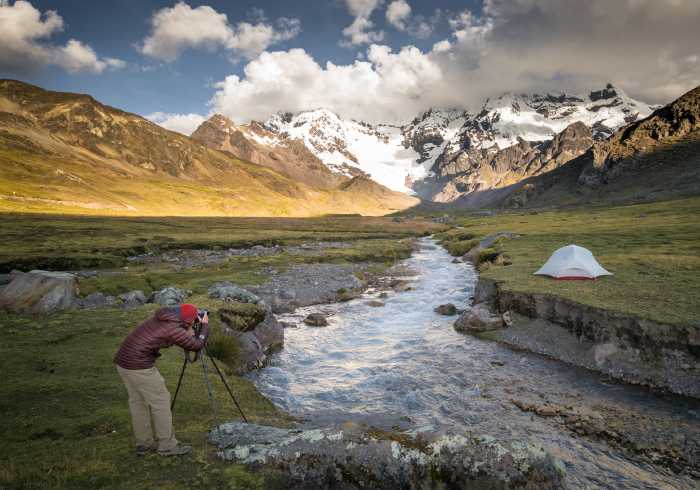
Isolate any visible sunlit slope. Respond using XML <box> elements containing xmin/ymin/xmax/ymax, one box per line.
<box><xmin>0</xmin><ymin>80</ymin><xmax>417</xmax><ymax>216</ymax></box>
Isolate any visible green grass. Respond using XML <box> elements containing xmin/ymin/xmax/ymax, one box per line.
<box><xmin>0</xmin><ymin>304</ymin><xmax>291</xmax><ymax>489</ymax></box>
<box><xmin>0</xmin><ymin>213</ymin><xmax>441</xmax><ymax>488</ymax></box>
<box><xmin>452</xmin><ymin>197</ymin><xmax>700</xmax><ymax>326</ymax></box>
<box><xmin>0</xmin><ymin>213</ymin><xmax>440</xmax><ymax>273</ymax></box>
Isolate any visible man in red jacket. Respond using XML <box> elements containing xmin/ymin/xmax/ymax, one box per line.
<box><xmin>114</xmin><ymin>303</ymin><xmax>209</xmax><ymax>456</ymax></box>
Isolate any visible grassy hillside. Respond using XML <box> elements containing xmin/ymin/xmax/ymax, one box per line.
<box><xmin>448</xmin><ymin>197</ymin><xmax>700</xmax><ymax>326</ymax></box>
<box><xmin>0</xmin><ymin>80</ymin><xmax>417</xmax><ymax>217</ymax></box>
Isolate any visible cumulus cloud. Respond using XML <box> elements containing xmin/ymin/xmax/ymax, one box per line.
<box><xmin>146</xmin><ymin>111</ymin><xmax>206</xmax><ymax>135</ymax></box>
<box><xmin>384</xmin><ymin>0</ymin><xmax>436</xmax><ymax>39</ymax></box>
<box><xmin>386</xmin><ymin>0</ymin><xmax>411</xmax><ymax>31</ymax></box>
<box><xmin>0</xmin><ymin>0</ymin><xmax>125</xmax><ymax>74</ymax></box>
<box><xmin>208</xmin><ymin>0</ymin><xmax>699</xmax><ymax>124</ymax></box>
<box><xmin>139</xmin><ymin>2</ymin><xmax>300</xmax><ymax>62</ymax></box>
<box><xmin>209</xmin><ymin>45</ymin><xmax>442</xmax><ymax>124</ymax></box>
<box><xmin>341</xmin><ymin>0</ymin><xmax>384</xmax><ymax>46</ymax></box>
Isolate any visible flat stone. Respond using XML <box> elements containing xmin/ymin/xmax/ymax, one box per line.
<box><xmin>209</xmin><ymin>422</ymin><xmax>566</xmax><ymax>489</ymax></box>
<box><xmin>367</xmin><ymin>300</ymin><xmax>385</xmax><ymax>307</ymax></box>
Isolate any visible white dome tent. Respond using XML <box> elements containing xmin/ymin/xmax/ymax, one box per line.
<box><xmin>534</xmin><ymin>244</ymin><xmax>612</xmax><ymax>280</ymax></box>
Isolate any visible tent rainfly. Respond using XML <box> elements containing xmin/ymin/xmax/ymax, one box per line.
<box><xmin>534</xmin><ymin>244</ymin><xmax>612</xmax><ymax>280</ymax></box>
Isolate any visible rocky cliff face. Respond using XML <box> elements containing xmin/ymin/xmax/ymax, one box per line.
<box><xmin>414</xmin><ymin>121</ymin><xmax>594</xmax><ymax>203</ymax></box>
<box><xmin>500</xmin><ymin>85</ymin><xmax>700</xmax><ymax>208</ymax></box>
<box><xmin>244</xmin><ymin>84</ymin><xmax>651</xmax><ymax>199</ymax></box>
<box><xmin>579</xmin><ymin>85</ymin><xmax>700</xmax><ymax>186</ymax></box>
<box><xmin>191</xmin><ymin>114</ymin><xmax>341</xmax><ymax>189</ymax></box>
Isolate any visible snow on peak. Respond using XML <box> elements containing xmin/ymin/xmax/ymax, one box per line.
<box><xmin>256</xmin><ymin>87</ymin><xmax>652</xmax><ymax>193</ymax></box>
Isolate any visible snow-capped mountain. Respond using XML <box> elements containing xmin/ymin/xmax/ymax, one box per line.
<box><xmin>256</xmin><ymin>84</ymin><xmax>653</xmax><ymax>195</ymax></box>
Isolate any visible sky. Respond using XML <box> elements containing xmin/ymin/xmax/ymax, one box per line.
<box><xmin>1</xmin><ymin>0</ymin><xmax>700</xmax><ymax>134</ymax></box>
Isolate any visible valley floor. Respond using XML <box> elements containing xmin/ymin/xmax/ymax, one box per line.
<box><xmin>1</xmin><ymin>200</ymin><xmax>698</xmax><ymax>488</ymax></box>
<box><xmin>0</xmin><ymin>215</ymin><xmax>441</xmax><ymax>489</ymax></box>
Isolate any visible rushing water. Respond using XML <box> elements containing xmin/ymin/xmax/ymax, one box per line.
<box><xmin>248</xmin><ymin>238</ymin><xmax>699</xmax><ymax>489</ymax></box>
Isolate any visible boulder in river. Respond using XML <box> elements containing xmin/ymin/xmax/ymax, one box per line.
<box><xmin>454</xmin><ymin>303</ymin><xmax>505</xmax><ymax>333</ymax></box>
<box><xmin>209</xmin><ymin>422</ymin><xmax>566</xmax><ymax>489</ymax></box>
<box><xmin>434</xmin><ymin>303</ymin><xmax>457</xmax><ymax>316</ymax></box>
<box><xmin>0</xmin><ymin>270</ymin><xmax>78</xmax><ymax>314</ymax></box>
<box><xmin>218</xmin><ymin>302</ymin><xmax>283</xmax><ymax>373</ymax></box>
<box><xmin>304</xmin><ymin>313</ymin><xmax>329</xmax><ymax>327</ymax></box>
<box><xmin>367</xmin><ymin>300</ymin><xmax>385</xmax><ymax>307</ymax></box>
<box><xmin>149</xmin><ymin>286</ymin><xmax>190</xmax><ymax>306</ymax></box>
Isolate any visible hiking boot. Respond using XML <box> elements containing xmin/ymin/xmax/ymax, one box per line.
<box><xmin>135</xmin><ymin>443</ymin><xmax>157</xmax><ymax>456</ymax></box>
<box><xmin>157</xmin><ymin>444</ymin><xmax>192</xmax><ymax>456</ymax></box>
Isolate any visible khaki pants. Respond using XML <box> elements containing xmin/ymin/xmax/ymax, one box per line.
<box><xmin>116</xmin><ymin>365</ymin><xmax>178</xmax><ymax>451</ymax></box>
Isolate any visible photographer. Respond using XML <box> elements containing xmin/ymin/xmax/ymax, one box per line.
<box><xmin>114</xmin><ymin>303</ymin><xmax>209</xmax><ymax>456</ymax></box>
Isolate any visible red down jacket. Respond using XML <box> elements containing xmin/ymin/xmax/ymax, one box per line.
<box><xmin>114</xmin><ymin>307</ymin><xmax>210</xmax><ymax>370</ymax></box>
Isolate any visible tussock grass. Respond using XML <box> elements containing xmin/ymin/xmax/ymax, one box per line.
<box><xmin>454</xmin><ymin>197</ymin><xmax>700</xmax><ymax>326</ymax></box>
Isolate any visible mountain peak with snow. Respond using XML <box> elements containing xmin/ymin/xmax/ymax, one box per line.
<box><xmin>248</xmin><ymin>85</ymin><xmax>653</xmax><ymax>194</ymax></box>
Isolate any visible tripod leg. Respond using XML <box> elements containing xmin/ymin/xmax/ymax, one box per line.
<box><xmin>204</xmin><ymin>346</ymin><xmax>249</xmax><ymax>423</ymax></box>
<box><xmin>171</xmin><ymin>355</ymin><xmax>188</xmax><ymax>411</ymax></box>
<box><xmin>200</xmin><ymin>354</ymin><xmax>221</xmax><ymax>436</ymax></box>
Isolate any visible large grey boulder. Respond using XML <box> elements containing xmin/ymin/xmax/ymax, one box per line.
<box><xmin>454</xmin><ymin>303</ymin><xmax>506</xmax><ymax>333</ymax></box>
<box><xmin>218</xmin><ymin>302</ymin><xmax>283</xmax><ymax>373</ymax></box>
<box><xmin>208</xmin><ymin>282</ymin><xmax>261</xmax><ymax>304</ymax></box>
<box><xmin>0</xmin><ymin>270</ymin><xmax>78</xmax><ymax>314</ymax></box>
<box><xmin>210</xmin><ymin>423</ymin><xmax>566</xmax><ymax>489</ymax></box>
<box><xmin>149</xmin><ymin>286</ymin><xmax>190</xmax><ymax>306</ymax></box>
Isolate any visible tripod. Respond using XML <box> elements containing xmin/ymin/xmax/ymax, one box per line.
<box><xmin>170</xmin><ymin>342</ymin><xmax>249</xmax><ymax>429</ymax></box>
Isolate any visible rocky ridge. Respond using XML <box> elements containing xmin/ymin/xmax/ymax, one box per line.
<box><xmin>246</xmin><ymin>84</ymin><xmax>651</xmax><ymax>197</ymax></box>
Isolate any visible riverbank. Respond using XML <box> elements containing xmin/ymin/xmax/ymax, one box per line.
<box><xmin>0</xmin><ymin>215</ymin><xmax>441</xmax><ymax>489</ymax></box>
<box><xmin>440</xmin><ymin>197</ymin><xmax>700</xmax><ymax>396</ymax></box>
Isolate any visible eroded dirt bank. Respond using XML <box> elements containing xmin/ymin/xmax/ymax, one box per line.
<box><xmin>473</xmin><ymin>278</ymin><xmax>700</xmax><ymax>398</ymax></box>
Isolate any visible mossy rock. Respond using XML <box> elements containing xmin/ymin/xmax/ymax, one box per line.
<box><xmin>218</xmin><ymin>303</ymin><xmax>267</xmax><ymax>332</ymax></box>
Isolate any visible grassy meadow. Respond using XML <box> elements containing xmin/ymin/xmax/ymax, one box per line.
<box><xmin>1</xmin><ymin>198</ymin><xmax>698</xmax><ymax>488</ymax></box>
<box><xmin>442</xmin><ymin>197</ymin><xmax>700</xmax><ymax>326</ymax></box>
<box><xmin>0</xmin><ymin>214</ymin><xmax>442</xmax><ymax>489</ymax></box>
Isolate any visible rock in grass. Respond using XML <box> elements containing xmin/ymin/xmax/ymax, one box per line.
<box><xmin>434</xmin><ymin>303</ymin><xmax>457</xmax><ymax>316</ymax></box>
<box><xmin>210</xmin><ymin>422</ymin><xmax>566</xmax><ymax>489</ymax></box>
<box><xmin>208</xmin><ymin>282</ymin><xmax>260</xmax><ymax>304</ymax></box>
<box><xmin>118</xmin><ymin>290</ymin><xmax>147</xmax><ymax>308</ymax></box>
<box><xmin>219</xmin><ymin>302</ymin><xmax>267</xmax><ymax>332</ymax></box>
<box><xmin>304</xmin><ymin>313</ymin><xmax>328</xmax><ymax>327</ymax></box>
<box><xmin>149</xmin><ymin>286</ymin><xmax>190</xmax><ymax>306</ymax></box>
<box><xmin>454</xmin><ymin>303</ymin><xmax>505</xmax><ymax>332</ymax></box>
<box><xmin>0</xmin><ymin>270</ymin><xmax>78</xmax><ymax>314</ymax></box>
<box><xmin>79</xmin><ymin>292</ymin><xmax>118</xmax><ymax>309</ymax></box>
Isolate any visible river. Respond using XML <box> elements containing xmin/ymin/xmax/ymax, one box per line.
<box><xmin>247</xmin><ymin>238</ymin><xmax>699</xmax><ymax>489</ymax></box>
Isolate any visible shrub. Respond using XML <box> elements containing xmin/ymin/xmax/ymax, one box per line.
<box><xmin>206</xmin><ymin>332</ymin><xmax>240</xmax><ymax>368</ymax></box>
<box><xmin>445</xmin><ymin>239</ymin><xmax>480</xmax><ymax>257</ymax></box>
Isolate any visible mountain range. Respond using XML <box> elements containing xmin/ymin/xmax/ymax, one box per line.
<box><xmin>1</xmin><ymin>79</ymin><xmax>697</xmax><ymax>216</ymax></box>
<box><xmin>0</xmin><ymin>79</ymin><xmax>416</xmax><ymax>216</ymax></box>
<box><xmin>191</xmin><ymin>84</ymin><xmax>654</xmax><ymax>201</ymax></box>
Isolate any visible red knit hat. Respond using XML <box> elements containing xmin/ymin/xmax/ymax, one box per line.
<box><xmin>180</xmin><ymin>304</ymin><xmax>198</xmax><ymax>323</ymax></box>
